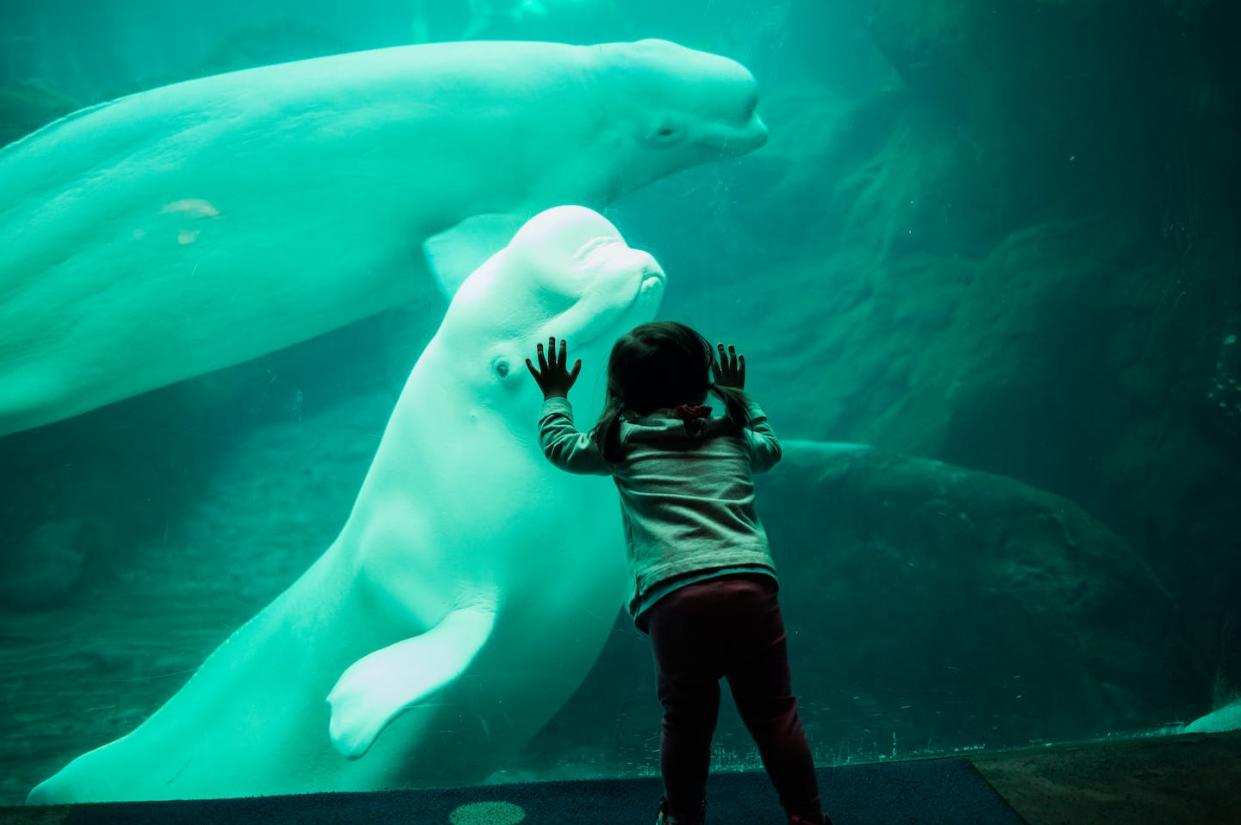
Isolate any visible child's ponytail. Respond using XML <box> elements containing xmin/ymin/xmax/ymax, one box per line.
<box><xmin>591</xmin><ymin>397</ymin><xmax>626</xmax><ymax>463</ymax></box>
<box><xmin>708</xmin><ymin>383</ymin><xmax>753</xmax><ymax>432</ymax></box>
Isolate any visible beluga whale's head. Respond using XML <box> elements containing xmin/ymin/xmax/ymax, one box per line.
<box><xmin>588</xmin><ymin>38</ymin><xmax>768</xmax><ymax>196</ymax></box>
<box><xmin>435</xmin><ymin>206</ymin><xmax>665</xmax><ymax>429</ymax></box>
<box><xmin>514</xmin><ymin>39</ymin><xmax>766</xmax><ymax>206</ymax></box>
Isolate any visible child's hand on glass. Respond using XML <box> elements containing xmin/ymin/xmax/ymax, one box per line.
<box><xmin>526</xmin><ymin>336</ymin><xmax>581</xmax><ymax>399</ymax></box>
<box><xmin>712</xmin><ymin>342</ymin><xmax>746</xmax><ymax>389</ymax></box>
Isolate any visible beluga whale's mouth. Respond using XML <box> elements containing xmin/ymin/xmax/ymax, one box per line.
<box><xmin>718</xmin><ymin>85</ymin><xmax>766</xmax><ymax>151</ymax></box>
<box><xmin>573</xmin><ymin>234</ymin><xmax>666</xmax><ymax>297</ymax></box>
<box><xmin>707</xmin><ymin>87</ymin><xmax>768</xmax><ymax>156</ymax></box>
<box><xmin>552</xmin><ymin>244</ymin><xmax>665</xmax><ymax>352</ymax></box>
<box><xmin>574</xmin><ymin>235</ymin><xmax>626</xmax><ymax>264</ymax></box>
<box><xmin>640</xmin><ymin>266</ymin><xmax>665</xmax><ymax>295</ymax></box>
<box><xmin>565</xmin><ymin>271</ymin><xmax>664</xmax><ymax>350</ymax></box>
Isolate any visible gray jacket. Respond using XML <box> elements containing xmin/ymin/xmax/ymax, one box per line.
<box><xmin>537</xmin><ymin>395</ymin><xmax>781</xmax><ymax>627</ymax></box>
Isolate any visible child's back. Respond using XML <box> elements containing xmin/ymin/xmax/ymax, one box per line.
<box><xmin>539</xmin><ymin>391</ymin><xmax>781</xmax><ymax>629</ymax></box>
<box><xmin>527</xmin><ymin>322</ymin><xmax>830</xmax><ymax>825</ymax></box>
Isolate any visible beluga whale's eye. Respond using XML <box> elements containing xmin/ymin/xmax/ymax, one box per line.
<box><xmin>492</xmin><ymin>357</ymin><xmax>512</xmax><ymax>379</ymax></box>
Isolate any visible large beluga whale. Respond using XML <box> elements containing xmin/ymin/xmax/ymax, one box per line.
<box><xmin>27</xmin><ymin>205</ymin><xmax>663</xmax><ymax>802</ymax></box>
<box><xmin>0</xmin><ymin>39</ymin><xmax>764</xmax><ymax>437</ymax></box>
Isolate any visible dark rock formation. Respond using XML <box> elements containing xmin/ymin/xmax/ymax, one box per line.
<box><xmin>0</xmin><ymin>520</ymin><xmax>88</xmax><ymax>611</ymax></box>
<box><xmin>760</xmin><ymin>441</ymin><xmax>1197</xmax><ymax>743</ymax></box>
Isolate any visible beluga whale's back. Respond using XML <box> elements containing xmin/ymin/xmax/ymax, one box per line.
<box><xmin>0</xmin><ymin>39</ymin><xmax>766</xmax><ymax>436</ymax></box>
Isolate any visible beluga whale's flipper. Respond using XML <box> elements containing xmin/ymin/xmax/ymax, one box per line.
<box><xmin>328</xmin><ymin>600</ymin><xmax>498</xmax><ymax>759</ymax></box>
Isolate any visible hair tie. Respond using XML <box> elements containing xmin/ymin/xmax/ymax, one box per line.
<box><xmin>671</xmin><ymin>404</ymin><xmax>712</xmax><ymax>420</ymax></box>
<box><xmin>672</xmin><ymin>404</ymin><xmax>712</xmax><ymax>436</ymax></box>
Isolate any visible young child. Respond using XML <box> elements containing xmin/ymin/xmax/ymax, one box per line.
<box><xmin>525</xmin><ymin>321</ymin><xmax>830</xmax><ymax>825</ymax></box>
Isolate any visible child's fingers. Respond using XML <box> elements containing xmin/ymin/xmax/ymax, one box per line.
<box><xmin>738</xmin><ymin>355</ymin><xmax>746</xmax><ymax>385</ymax></box>
<box><xmin>526</xmin><ymin>358</ymin><xmax>548</xmax><ymax>391</ymax></box>
<box><xmin>548</xmin><ymin>336</ymin><xmax>557</xmax><ymax>368</ymax></box>
<box><xmin>559</xmin><ymin>338</ymin><xmax>568</xmax><ymax>369</ymax></box>
<box><xmin>536</xmin><ymin>343</ymin><xmax>548</xmax><ymax>372</ymax></box>
<box><xmin>569</xmin><ymin>359</ymin><xmax>582</xmax><ymax>383</ymax></box>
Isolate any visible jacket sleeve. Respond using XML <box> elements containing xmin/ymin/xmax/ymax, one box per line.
<box><xmin>742</xmin><ymin>402</ymin><xmax>782</xmax><ymax>473</ymax></box>
<box><xmin>538</xmin><ymin>396</ymin><xmax>612</xmax><ymax>476</ymax></box>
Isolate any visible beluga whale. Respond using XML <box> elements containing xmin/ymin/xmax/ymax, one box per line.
<box><xmin>0</xmin><ymin>39</ymin><xmax>765</xmax><ymax>437</ymax></box>
<box><xmin>27</xmin><ymin>205</ymin><xmax>664</xmax><ymax>802</ymax></box>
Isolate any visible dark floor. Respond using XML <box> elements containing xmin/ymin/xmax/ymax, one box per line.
<box><xmin>0</xmin><ymin>759</ymin><xmax>1019</xmax><ymax>825</ymax></box>
<box><xmin>972</xmin><ymin>729</ymin><xmax>1241</xmax><ymax>825</ymax></box>
<box><xmin>1</xmin><ymin>730</ymin><xmax>1238</xmax><ymax>825</ymax></box>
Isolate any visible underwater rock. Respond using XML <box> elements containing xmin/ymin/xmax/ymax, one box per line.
<box><xmin>866</xmin><ymin>0</ymin><xmax>1241</xmax><ymax>236</ymax></box>
<box><xmin>0</xmin><ymin>520</ymin><xmax>86</xmax><ymax>612</ymax></box>
<box><xmin>27</xmin><ymin>206</ymin><xmax>663</xmax><ymax>803</ymax></box>
<box><xmin>861</xmin><ymin>220</ymin><xmax>1127</xmax><ymax>464</ymax></box>
<box><xmin>760</xmin><ymin>441</ymin><xmax>1192</xmax><ymax>742</ymax></box>
<box><xmin>0</xmin><ymin>38</ymin><xmax>764</xmax><ymax>438</ymax></box>
<box><xmin>1204</xmin><ymin>325</ymin><xmax>1241</xmax><ymax>439</ymax></box>
<box><xmin>837</xmin><ymin>210</ymin><xmax>1240</xmax><ymax>694</ymax></box>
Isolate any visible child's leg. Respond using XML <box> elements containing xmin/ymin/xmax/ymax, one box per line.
<box><xmin>723</xmin><ymin>582</ymin><xmax>826</xmax><ymax>824</ymax></box>
<box><xmin>646</xmin><ymin>587</ymin><xmax>726</xmax><ymax>820</ymax></box>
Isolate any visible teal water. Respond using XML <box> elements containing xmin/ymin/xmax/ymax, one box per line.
<box><xmin>1</xmin><ymin>0</ymin><xmax>1239</xmax><ymax>806</ymax></box>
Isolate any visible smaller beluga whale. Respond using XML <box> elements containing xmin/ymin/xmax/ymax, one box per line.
<box><xmin>0</xmin><ymin>39</ymin><xmax>764</xmax><ymax>437</ymax></box>
<box><xmin>27</xmin><ymin>206</ymin><xmax>664</xmax><ymax>802</ymax></box>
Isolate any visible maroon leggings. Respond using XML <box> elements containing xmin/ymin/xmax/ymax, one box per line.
<box><xmin>645</xmin><ymin>574</ymin><xmax>825</xmax><ymax>824</ymax></box>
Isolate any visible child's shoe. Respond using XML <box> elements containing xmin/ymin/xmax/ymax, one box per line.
<box><xmin>655</xmin><ymin>796</ymin><xmax>706</xmax><ymax>825</ymax></box>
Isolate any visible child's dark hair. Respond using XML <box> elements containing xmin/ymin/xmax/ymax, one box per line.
<box><xmin>590</xmin><ymin>321</ymin><xmax>752</xmax><ymax>461</ymax></box>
